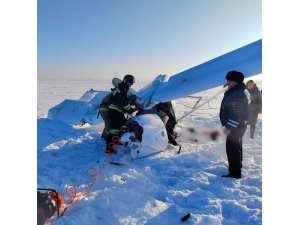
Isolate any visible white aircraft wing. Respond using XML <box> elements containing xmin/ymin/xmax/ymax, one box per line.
<box><xmin>137</xmin><ymin>39</ymin><xmax>262</xmax><ymax>109</ymax></box>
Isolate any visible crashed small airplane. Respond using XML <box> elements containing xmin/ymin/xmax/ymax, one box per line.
<box><xmin>48</xmin><ymin>39</ymin><xmax>262</xmax><ymax>164</ymax></box>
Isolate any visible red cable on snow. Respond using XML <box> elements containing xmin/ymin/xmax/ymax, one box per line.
<box><xmin>61</xmin><ymin>135</ymin><xmax>120</xmax><ymax>217</ymax></box>
<box><xmin>61</xmin><ymin>167</ymin><xmax>99</xmax><ymax>216</ymax></box>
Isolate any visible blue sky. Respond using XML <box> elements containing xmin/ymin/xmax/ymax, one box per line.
<box><xmin>38</xmin><ymin>0</ymin><xmax>261</xmax><ymax>80</ymax></box>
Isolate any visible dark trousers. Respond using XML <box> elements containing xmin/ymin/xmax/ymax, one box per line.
<box><xmin>250</xmin><ymin>125</ymin><xmax>256</xmax><ymax>139</ymax></box>
<box><xmin>100</xmin><ymin>110</ymin><xmax>110</xmax><ymax>139</ymax></box>
<box><xmin>226</xmin><ymin>123</ymin><xmax>247</xmax><ymax>175</ymax></box>
<box><xmin>106</xmin><ymin>109</ymin><xmax>126</xmax><ymax>149</ymax></box>
<box><xmin>248</xmin><ymin>111</ymin><xmax>258</xmax><ymax>138</ymax></box>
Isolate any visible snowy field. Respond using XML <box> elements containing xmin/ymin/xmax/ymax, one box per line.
<box><xmin>37</xmin><ymin>77</ymin><xmax>262</xmax><ymax>225</ymax></box>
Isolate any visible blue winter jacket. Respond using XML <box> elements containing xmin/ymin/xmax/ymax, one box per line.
<box><xmin>219</xmin><ymin>83</ymin><xmax>251</xmax><ymax>131</ymax></box>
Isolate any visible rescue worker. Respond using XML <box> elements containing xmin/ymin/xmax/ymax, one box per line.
<box><xmin>246</xmin><ymin>80</ymin><xmax>262</xmax><ymax>139</ymax></box>
<box><xmin>219</xmin><ymin>71</ymin><xmax>251</xmax><ymax>179</ymax></box>
<box><xmin>105</xmin><ymin>74</ymin><xmax>138</xmax><ymax>154</ymax></box>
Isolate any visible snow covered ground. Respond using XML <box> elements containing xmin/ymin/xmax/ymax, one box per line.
<box><xmin>38</xmin><ymin>77</ymin><xmax>262</xmax><ymax>225</ymax></box>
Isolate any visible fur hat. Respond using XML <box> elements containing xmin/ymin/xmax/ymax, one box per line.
<box><xmin>226</xmin><ymin>71</ymin><xmax>244</xmax><ymax>83</ymax></box>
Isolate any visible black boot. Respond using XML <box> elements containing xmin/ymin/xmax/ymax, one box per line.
<box><xmin>104</xmin><ymin>147</ymin><xmax>116</xmax><ymax>155</ymax></box>
<box><xmin>222</xmin><ymin>172</ymin><xmax>241</xmax><ymax>179</ymax></box>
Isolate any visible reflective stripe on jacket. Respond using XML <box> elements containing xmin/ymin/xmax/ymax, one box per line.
<box><xmin>219</xmin><ymin>83</ymin><xmax>251</xmax><ymax>131</ymax></box>
<box><xmin>109</xmin><ymin>82</ymin><xmax>134</xmax><ymax>114</ymax></box>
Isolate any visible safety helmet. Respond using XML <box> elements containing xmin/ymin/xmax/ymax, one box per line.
<box><xmin>123</xmin><ymin>74</ymin><xmax>135</xmax><ymax>86</ymax></box>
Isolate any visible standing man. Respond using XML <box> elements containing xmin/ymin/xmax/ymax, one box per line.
<box><xmin>246</xmin><ymin>80</ymin><xmax>262</xmax><ymax>139</ymax></box>
<box><xmin>105</xmin><ymin>74</ymin><xmax>138</xmax><ymax>154</ymax></box>
<box><xmin>219</xmin><ymin>71</ymin><xmax>251</xmax><ymax>179</ymax></box>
